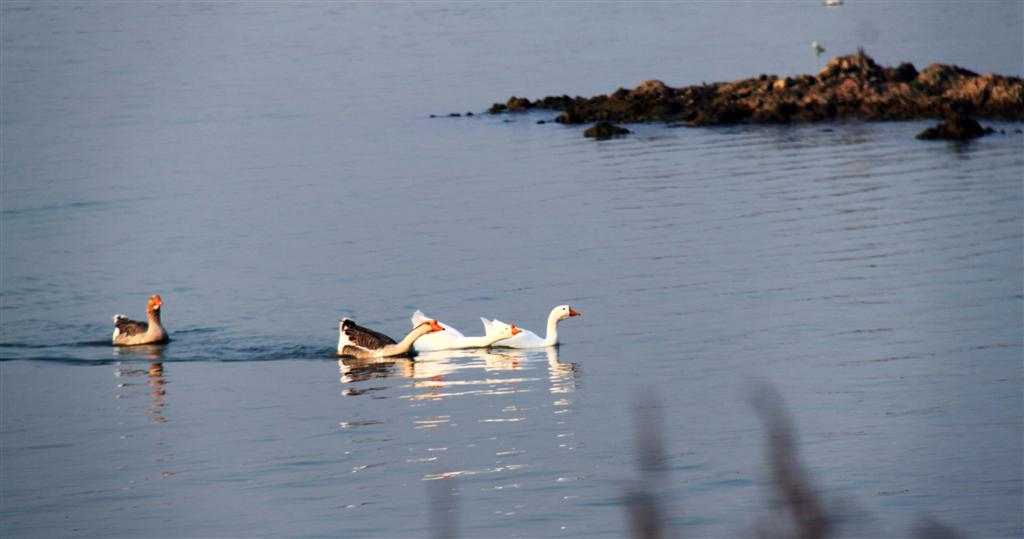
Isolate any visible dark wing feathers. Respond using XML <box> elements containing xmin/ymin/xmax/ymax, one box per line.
<box><xmin>115</xmin><ymin>316</ymin><xmax>148</xmax><ymax>337</ymax></box>
<box><xmin>340</xmin><ymin>345</ymin><xmax>364</xmax><ymax>357</ymax></box>
<box><xmin>343</xmin><ymin>320</ymin><xmax>397</xmax><ymax>349</ymax></box>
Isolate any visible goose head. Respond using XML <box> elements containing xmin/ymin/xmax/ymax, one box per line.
<box><xmin>419</xmin><ymin>319</ymin><xmax>445</xmax><ymax>334</ymax></box>
<box><xmin>148</xmin><ymin>294</ymin><xmax>163</xmax><ymax>313</ymax></box>
<box><xmin>491</xmin><ymin>321</ymin><xmax>523</xmax><ymax>340</ymax></box>
<box><xmin>553</xmin><ymin>304</ymin><xmax>581</xmax><ymax>321</ymax></box>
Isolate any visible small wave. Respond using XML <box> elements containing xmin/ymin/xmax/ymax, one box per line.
<box><xmin>172</xmin><ymin>327</ymin><xmax>221</xmax><ymax>335</ymax></box>
<box><xmin>1</xmin><ymin>199</ymin><xmax>114</xmax><ymax>219</ymax></box>
<box><xmin>1</xmin><ymin>341</ymin><xmax>339</xmax><ymax>364</ymax></box>
<box><xmin>0</xmin><ymin>342</ymin><xmax>53</xmax><ymax>349</ymax></box>
<box><xmin>230</xmin><ymin>344</ymin><xmax>336</xmax><ymax>361</ymax></box>
<box><xmin>0</xmin><ymin>339</ymin><xmax>110</xmax><ymax>350</ymax></box>
<box><xmin>0</xmin><ymin>356</ymin><xmax>121</xmax><ymax>366</ymax></box>
<box><xmin>78</xmin><ymin>340</ymin><xmax>115</xmax><ymax>347</ymax></box>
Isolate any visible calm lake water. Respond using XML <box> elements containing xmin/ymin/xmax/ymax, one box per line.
<box><xmin>2</xmin><ymin>2</ymin><xmax>1022</xmax><ymax>538</ymax></box>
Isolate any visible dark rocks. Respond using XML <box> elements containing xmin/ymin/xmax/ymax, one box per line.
<box><xmin>893</xmin><ymin>62</ymin><xmax>919</xmax><ymax>83</ymax></box>
<box><xmin>486</xmin><ymin>52</ymin><xmax>1024</xmax><ymax>128</ymax></box>
<box><xmin>555</xmin><ymin>108</ymin><xmax>586</xmax><ymax>124</ymax></box>
<box><xmin>489</xmin><ymin>96</ymin><xmax>533</xmax><ymax>113</ymax></box>
<box><xmin>506</xmin><ymin>96</ymin><xmax>532</xmax><ymax>111</ymax></box>
<box><xmin>584</xmin><ymin>122</ymin><xmax>631</xmax><ymax>139</ymax></box>
<box><xmin>817</xmin><ymin>51</ymin><xmax>884</xmax><ymax>80</ymax></box>
<box><xmin>916</xmin><ymin>64</ymin><xmax>979</xmax><ymax>87</ymax></box>
<box><xmin>916</xmin><ymin>116</ymin><xmax>994</xmax><ymax>140</ymax></box>
<box><xmin>629</xmin><ymin>79</ymin><xmax>673</xmax><ymax>99</ymax></box>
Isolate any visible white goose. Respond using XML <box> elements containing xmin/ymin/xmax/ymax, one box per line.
<box><xmin>337</xmin><ymin>317</ymin><xmax>444</xmax><ymax>358</ymax></box>
<box><xmin>410</xmin><ymin>310</ymin><xmax>522</xmax><ymax>351</ymax></box>
<box><xmin>485</xmin><ymin>304</ymin><xmax>580</xmax><ymax>349</ymax></box>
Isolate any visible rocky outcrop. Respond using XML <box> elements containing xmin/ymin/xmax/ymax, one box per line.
<box><xmin>584</xmin><ymin>122</ymin><xmax>631</xmax><ymax>139</ymax></box>
<box><xmin>488</xmin><ymin>52</ymin><xmax>1024</xmax><ymax>127</ymax></box>
<box><xmin>916</xmin><ymin>116</ymin><xmax>993</xmax><ymax>140</ymax></box>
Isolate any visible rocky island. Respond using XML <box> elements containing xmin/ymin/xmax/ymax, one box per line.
<box><xmin>489</xmin><ymin>52</ymin><xmax>1024</xmax><ymax>140</ymax></box>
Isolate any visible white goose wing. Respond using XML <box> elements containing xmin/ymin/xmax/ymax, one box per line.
<box><xmin>412</xmin><ymin>310</ymin><xmax>465</xmax><ymax>339</ymax></box>
<box><xmin>411</xmin><ymin>309</ymin><xmax>430</xmax><ymax>328</ymax></box>
<box><xmin>487</xmin><ymin>318</ymin><xmax>544</xmax><ymax>348</ymax></box>
<box><xmin>410</xmin><ymin>310</ymin><xmax>468</xmax><ymax>351</ymax></box>
<box><xmin>480</xmin><ymin>317</ymin><xmax>507</xmax><ymax>338</ymax></box>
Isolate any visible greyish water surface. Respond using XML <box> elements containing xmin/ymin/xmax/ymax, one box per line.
<box><xmin>2</xmin><ymin>2</ymin><xmax>1022</xmax><ymax>538</ymax></box>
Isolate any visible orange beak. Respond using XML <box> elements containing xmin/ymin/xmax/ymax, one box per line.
<box><xmin>511</xmin><ymin>324</ymin><xmax>522</xmax><ymax>336</ymax></box>
<box><xmin>568</xmin><ymin>308</ymin><xmax>581</xmax><ymax>317</ymax></box>
<box><xmin>429</xmin><ymin>320</ymin><xmax>445</xmax><ymax>333</ymax></box>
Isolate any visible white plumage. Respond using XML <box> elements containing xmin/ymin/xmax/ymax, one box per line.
<box><xmin>410</xmin><ymin>310</ymin><xmax>521</xmax><ymax>351</ymax></box>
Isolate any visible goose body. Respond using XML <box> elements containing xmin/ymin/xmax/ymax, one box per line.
<box><xmin>409</xmin><ymin>310</ymin><xmax>521</xmax><ymax>351</ymax></box>
<box><xmin>337</xmin><ymin>317</ymin><xmax>444</xmax><ymax>358</ymax></box>
<box><xmin>487</xmin><ymin>304</ymin><xmax>580</xmax><ymax>349</ymax></box>
<box><xmin>112</xmin><ymin>294</ymin><xmax>169</xmax><ymax>346</ymax></box>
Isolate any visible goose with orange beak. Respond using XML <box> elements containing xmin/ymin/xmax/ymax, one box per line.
<box><xmin>337</xmin><ymin>317</ymin><xmax>445</xmax><ymax>358</ymax></box>
<box><xmin>485</xmin><ymin>304</ymin><xmax>581</xmax><ymax>348</ymax></box>
<box><xmin>112</xmin><ymin>294</ymin><xmax>170</xmax><ymax>345</ymax></box>
<box><xmin>409</xmin><ymin>310</ymin><xmax>522</xmax><ymax>352</ymax></box>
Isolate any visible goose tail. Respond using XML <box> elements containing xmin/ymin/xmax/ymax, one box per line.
<box><xmin>411</xmin><ymin>310</ymin><xmax>430</xmax><ymax>328</ymax></box>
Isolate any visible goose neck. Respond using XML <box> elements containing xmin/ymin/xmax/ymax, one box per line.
<box><xmin>395</xmin><ymin>324</ymin><xmax>432</xmax><ymax>354</ymax></box>
<box><xmin>543</xmin><ymin>310</ymin><xmax>561</xmax><ymax>346</ymax></box>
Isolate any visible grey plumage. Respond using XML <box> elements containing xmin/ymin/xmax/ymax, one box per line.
<box><xmin>114</xmin><ymin>314</ymin><xmax>149</xmax><ymax>338</ymax></box>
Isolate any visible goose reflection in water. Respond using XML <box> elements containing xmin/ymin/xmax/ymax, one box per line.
<box><xmin>338</xmin><ymin>347</ymin><xmax>585</xmax><ymax>491</ymax></box>
<box><xmin>338</xmin><ymin>347</ymin><xmax>581</xmax><ymax>400</ymax></box>
<box><xmin>547</xmin><ymin>347</ymin><xmax>580</xmax><ymax>395</ymax></box>
<box><xmin>410</xmin><ymin>348</ymin><xmax>531</xmax><ymax>399</ymax></box>
<box><xmin>113</xmin><ymin>345</ymin><xmax>168</xmax><ymax>424</ymax></box>
<box><xmin>338</xmin><ymin>356</ymin><xmax>414</xmax><ymax>393</ymax></box>
<box><xmin>112</xmin><ymin>345</ymin><xmax>176</xmax><ymax>478</ymax></box>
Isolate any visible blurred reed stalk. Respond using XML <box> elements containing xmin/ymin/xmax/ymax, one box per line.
<box><xmin>425</xmin><ymin>383</ymin><xmax>968</xmax><ymax>538</ymax></box>
<box><xmin>428</xmin><ymin>477</ymin><xmax>459</xmax><ymax>539</ymax></box>
<box><xmin>750</xmin><ymin>383</ymin><xmax>832</xmax><ymax>539</ymax></box>
<box><xmin>625</xmin><ymin>384</ymin><xmax>966</xmax><ymax>539</ymax></box>
<box><xmin>626</xmin><ymin>392</ymin><xmax>679</xmax><ymax>539</ymax></box>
